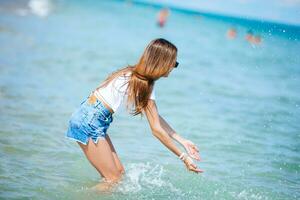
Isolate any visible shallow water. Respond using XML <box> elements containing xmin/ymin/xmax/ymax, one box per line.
<box><xmin>0</xmin><ymin>0</ymin><xmax>299</xmax><ymax>199</ymax></box>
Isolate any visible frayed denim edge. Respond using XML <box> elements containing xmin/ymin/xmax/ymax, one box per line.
<box><xmin>93</xmin><ymin>135</ymin><xmax>106</xmax><ymax>144</ymax></box>
<box><xmin>65</xmin><ymin>135</ymin><xmax>88</xmax><ymax>145</ymax></box>
<box><xmin>65</xmin><ymin>135</ymin><xmax>106</xmax><ymax>145</ymax></box>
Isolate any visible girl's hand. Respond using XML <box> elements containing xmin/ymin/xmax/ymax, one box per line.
<box><xmin>183</xmin><ymin>155</ymin><xmax>204</xmax><ymax>173</ymax></box>
<box><xmin>182</xmin><ymin>139</ymin><xmax>201</xmax><ymax>161</ymax></box>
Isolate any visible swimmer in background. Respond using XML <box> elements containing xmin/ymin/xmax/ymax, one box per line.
<box><xmin>226</xmin><ymin>27</ymin><xmax>237</xmax><ymax>39</ymax></box>
<box><xmin>157</xmin><ymin>8</ymin><xmax>169</xmax><ymax>28</ymax></box>
<box><xmin>253</xmin><ymin>35</ymin><xmax>262</xmax><ymax>45</ymax></box>
<box><xmin>245</xmin><ymin>30</ymin><xmax>254</xmax><ymax>43</ymax></box>
<box><xmin>245</xmin><ymin>30</ymin><xmax>262</xmax><ymax>45</ymax></box>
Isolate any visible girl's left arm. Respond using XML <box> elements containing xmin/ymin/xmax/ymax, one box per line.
<box><xmin>159</xmin><ymin>115</ymin><xmax>201</xmax><ymax>161</ymax></box>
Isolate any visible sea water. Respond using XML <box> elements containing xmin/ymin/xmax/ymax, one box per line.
<box><xmin>0</xmin><ymin>0</ymin><xmax>299</xmax><ymax>199</ymax></box>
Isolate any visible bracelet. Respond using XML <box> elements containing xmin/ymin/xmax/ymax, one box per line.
<box><xmin>179</xmin><ymin>152</ymin><xmax>186</xmax><ymax>161</ymax></box>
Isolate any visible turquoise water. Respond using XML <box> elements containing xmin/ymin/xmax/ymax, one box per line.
<box><xmin>0</xmin><ymin>0</ymin><xmax>300</xmax><ymax>199</ymax></box>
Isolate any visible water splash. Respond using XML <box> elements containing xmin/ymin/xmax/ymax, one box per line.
<box><xmin>28</xmin><ymin>0</ymin><xmax>53</xmax><ymax>17</ymax></box>
<box><xmin>115</xmin><ymin>162</ymin><xmax>181</xmax><ymax>195</ymax></box>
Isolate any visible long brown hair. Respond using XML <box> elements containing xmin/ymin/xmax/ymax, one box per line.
<box><xmin>96</xmin><ymin>38</ymin><xmax>178</xmax><ymax>115</ymax></box>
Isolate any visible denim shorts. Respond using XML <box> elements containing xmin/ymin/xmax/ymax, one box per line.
<box><xmin>65</xmin><ymin>93</ymin><xmax>113</xmax><ymax>145</ymax></box>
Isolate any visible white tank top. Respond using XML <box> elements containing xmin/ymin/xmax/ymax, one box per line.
<box><xmin>94</xmin><ymin>71</ymin><xmax>155</xmax><ymax>112</ymax></box>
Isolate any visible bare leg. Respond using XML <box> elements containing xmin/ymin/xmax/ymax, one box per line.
<box><xmin>77</xmin><ymin>138</ymin><xmax>123</xmax><ymax>192</ymax></box>
<box><xmin>105</xmin><ymin>134</ymin><xmax>125</xmax><ymax>175</ymax></box>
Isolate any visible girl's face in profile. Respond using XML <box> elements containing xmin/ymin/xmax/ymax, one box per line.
<box><xmin>163</xmin><ymin>60</ymin><xmax>178</xmax><ymax>77</ymax></box>
<box><xmin>163</xmin><ymin>67</ymin><xmax>174</xmax><ymax>77</ymax></box>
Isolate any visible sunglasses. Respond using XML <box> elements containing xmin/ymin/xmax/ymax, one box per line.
<box><xmin>174</xmin><ymin>61</ymin><xmax>179</xmax><ymax>68</ymax></box>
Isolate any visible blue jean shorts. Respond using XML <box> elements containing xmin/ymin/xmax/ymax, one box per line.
<box><xmin>65</xmin><ymin>93</ymin><xmax>113</xmax><ymax>145</ymax></box>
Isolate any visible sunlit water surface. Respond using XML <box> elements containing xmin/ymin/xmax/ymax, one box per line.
<box><xmin>0</xmin><ymin>0</ymin><xmax>299</xmax><ymax>199</ymax></box>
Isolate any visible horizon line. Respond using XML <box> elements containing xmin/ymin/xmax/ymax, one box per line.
<box><xmin>127</xmin><ymin>0</ymin><xmax>300</xmax><ymax>31</ymax></box>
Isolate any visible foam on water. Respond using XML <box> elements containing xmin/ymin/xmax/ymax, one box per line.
<box><xmin>28</xmin><ymin>0</ymin><xmax>53</xmax><ymax>17</ymax></box>
<box><xmin>115</xmin><ymin>162</ymin><xmax>181</xmax><ymax>194</ymax></box>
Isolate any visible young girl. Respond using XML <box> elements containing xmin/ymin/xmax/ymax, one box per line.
<box><xmin>65</xmin><ymin>38</ymin><xmax>203</xmax><ymax>191</ymax></box>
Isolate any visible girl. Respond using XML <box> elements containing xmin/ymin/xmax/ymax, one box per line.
<box><xmin>65</xmin><ymin>38</ymin><xmax>203</xmax><ymax>191</ymax></box>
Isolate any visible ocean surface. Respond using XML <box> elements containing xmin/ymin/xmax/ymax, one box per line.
<box><xmin>0</xmin><ymin>0</ymin><xmax>299</xmax><ymax>199</ymax></box>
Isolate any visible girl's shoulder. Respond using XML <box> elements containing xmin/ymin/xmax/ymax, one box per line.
<box><xmin>111</xmin><ymin>71</ymin><xmax>131</xmax><ymax>88</ymax></box>
<box><xmin>116</xmin><ymin>71</ymin><xmax>132</xmax><ymax>81</ymax></box>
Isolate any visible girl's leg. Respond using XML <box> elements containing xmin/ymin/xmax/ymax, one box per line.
<box><xmin>105</xmin><ymin>134</ymin><xmax>125</xmax><ymax>175</ymax></box>
<box><xmin>77</xmin><ymin>138</ymin><xmax>123</xmax><ymax>191</ymax></box>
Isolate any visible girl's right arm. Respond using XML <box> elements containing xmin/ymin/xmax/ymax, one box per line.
<box><xmin>143</xmin><ymin>100</ymin><xmax>203</xmax><ymax>173</ymax></box>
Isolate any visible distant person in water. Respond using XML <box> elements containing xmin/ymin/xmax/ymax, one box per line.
<box><xmin>157</xmin><ymin>8</ymin><xmax>169</xmax><ymax>27</ymax></box>
<box><xmin>226</xmin><ymin>27</ymin><xmax>237</xmax><ymax>39</ymax></box>
<box><xmin>65</xmin><ymin>38</ymin><xmax>203</xmax><ymax>192</ymax></box>
<box><xmin>245</xmin><ymin>30</ymin><xmax>262</xmax><ymax>45</ymax></box>
<box><xmin>253</xmin><ymin>35</ymin><xmax>262</xmax><ymax>45</ymax></box>
<box><xmin>245</xmin><ymin>30</ymin><xmax>254</xmax><ymax>43</ymax></box>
